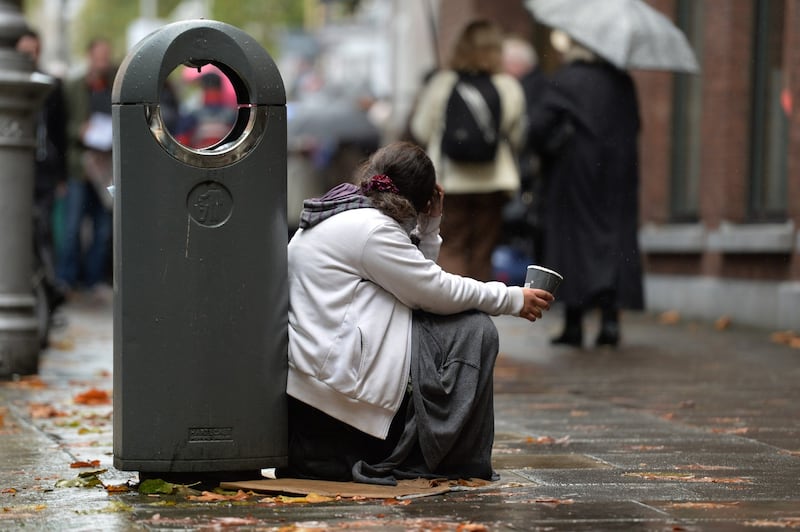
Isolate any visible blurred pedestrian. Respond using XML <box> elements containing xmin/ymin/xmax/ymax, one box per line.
<box><xmin>410</xmin><ymin>19</ymin><xmax>526</xmax><ymax>281</ymax></box>
<box><xmin>283</xmin><ymin>141</ymin><xmax>553</xmax><ymax>483</ymax></box>
<box><xmin>526</xmin><ymin>30</ymin><xmax>645</xmax><ymax>348</ymax></box>
<box><xmin>16</xmin><ymin>29</ymin><xmax>68</xmax><ymax>328</ymax></box>
<box><xmin>57</xmin><ymin>38</ymin><xmax>116</xmax><ymax>299</ymax></box>
<box><xmin>501</xmin><ymin>36</ymin><xmax>548</xmax><ymax>261</ymax></box>
<box><xmin>186</xmin><ymin>72</ymin><xmax>238</xmax><ymax>148</ymax></box>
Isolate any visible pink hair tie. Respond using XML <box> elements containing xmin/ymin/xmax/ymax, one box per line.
<box><xmin>361</xmin><ymin>174</ymin><xmax>400</xmax><ymax>195</ymax></box>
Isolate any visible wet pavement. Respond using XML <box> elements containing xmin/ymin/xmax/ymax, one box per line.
<box><xmin>1</xmin><ymin>296</ymin><xmax>799</xmax><ymax>531</ymax></box>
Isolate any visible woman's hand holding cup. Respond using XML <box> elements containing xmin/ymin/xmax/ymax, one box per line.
<box><xmin>519</xmin><ymin>288</ymin><xmax>554</xmax><ymax>322</ymax></box>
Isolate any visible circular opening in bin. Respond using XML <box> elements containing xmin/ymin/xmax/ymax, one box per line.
<box><xmin>162</xmin><ymin>64</ymin><xmax>239</xmax><ymax>149</ymax></box>
<box><xmin>148</xmin><ymin>61</ymin><xmax>267</xmax><ymax>168</ymax></box>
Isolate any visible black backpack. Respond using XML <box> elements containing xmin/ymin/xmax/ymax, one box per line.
<box><xmin>440</xmin><ymin>74</ymin><xmax>502</xmax><ymax>163</ymax></box>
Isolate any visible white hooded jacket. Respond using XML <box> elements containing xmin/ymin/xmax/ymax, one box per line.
<box><xmin>287</xmin><ymin>199</ymin><xmax>524</xmax><ymax>439</ymax></box>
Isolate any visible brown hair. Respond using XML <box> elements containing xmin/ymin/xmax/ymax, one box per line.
<box><xmin>448</xmin><ymin>19</ymin><xmax>504</xmax><ymax>74</ymax></box>
<box><xmin>356</xmin><ymin>142</ymin><xmax>437</xmax><ymax>226</ymax></box>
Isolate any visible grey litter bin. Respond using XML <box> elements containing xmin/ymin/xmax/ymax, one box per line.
<box><xmin>111</xmin><ymin>19</ymin><xmax>288</xmax><ymax>473</ymax></box>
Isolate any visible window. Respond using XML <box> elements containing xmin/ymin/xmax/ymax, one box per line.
<box><xmin>669</xmin><ymin>0</ymin><xmax>704</xmax><ymax>222</ymax></box>
<box><xmin>748</xmin><ymin>0</ymin><xmax>788</xmax><ymax>220</ymax></box>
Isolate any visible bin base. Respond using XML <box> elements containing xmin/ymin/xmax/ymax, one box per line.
<box><xmin>114</xmin><ymin>455</ymin><xmax>288</xmax><ymax>474</ymax></box>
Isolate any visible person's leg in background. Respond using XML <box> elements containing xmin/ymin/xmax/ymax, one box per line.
<box><xmin>552</xmin><ymin>305</ymin><xmax>584</xmax><ymax>347</ymax></box>
<box><xmin>468</xmin><ymin>191</ymin><xmax>506</xmax><ymax>282</ymax></box>
<box><xmin>56</xmin><ymin>179</ymin><xmax>88</xmax><ymax>292</ymax></box>
<box><xmin>83</xmin><ymin>184</ymin><xmax>112</xmax><ymax>290</ymax></box>
<box><xmin>595</xmin><ymin>290</ymin><xmax>620</xmax><ymax>347</ymax></box>
<box><xmin>437</xmin><ymin>193</ymin><xmax>472</xmax><ymax>277</ymax></box>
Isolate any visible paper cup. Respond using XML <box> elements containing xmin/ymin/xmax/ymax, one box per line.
<box><xmin>524</xmin><ymin>265</ymin><xmax>563</xmax><ymax>295</ymax></box>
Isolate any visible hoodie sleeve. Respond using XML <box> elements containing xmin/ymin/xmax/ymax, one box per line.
<box><xmin>413</xmin><ymin>213</ymin><xmax>442</xmax><ymax>262</ymax></box>
<box><xmin>360</xmin><ymin>221</ymin><xmax>523</xmax><ymax>316</ymax></box>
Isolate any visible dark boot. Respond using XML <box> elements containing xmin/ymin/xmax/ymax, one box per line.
<box><xmin>595</xmin><ymin>307</ymin><xmax>620</xmax><ymax>347</ymax></box>
<box><xmin>552</xmin><ymin>306</ymin><xmax>583</xmax><ymax>347</ymax></box>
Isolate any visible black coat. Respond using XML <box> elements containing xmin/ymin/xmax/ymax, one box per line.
<box><xmin>34</xmin><ymin>78</ymin><xmax>67</xmax><ymax>199</ymax></box>
<box><xmin>527</xmin><ymin>61</ymin><xmax>644</xmax><ymax>310</ymax></box>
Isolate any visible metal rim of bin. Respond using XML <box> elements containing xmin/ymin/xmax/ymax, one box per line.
<box><xmin>144</xmin><ymin>61</ymin><xmax>267</xmax><ymax>169</ymax></box>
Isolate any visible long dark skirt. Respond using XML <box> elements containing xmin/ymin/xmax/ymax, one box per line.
<box><xmin>280</xmin><ymin>310</ymin><xmax>500</xmax><ymax>485</ymax></box>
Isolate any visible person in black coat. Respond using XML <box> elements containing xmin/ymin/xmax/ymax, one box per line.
<box><xmin>526</xmin><ymin>30</ymin><xmax>644</xmax><ymax>348</ymax></box>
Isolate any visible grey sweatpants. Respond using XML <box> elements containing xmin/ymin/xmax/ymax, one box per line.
<box><xmin>353</xmin><ymin>310</ymin><xmax>500</xmax><ymax>484</ymax></box>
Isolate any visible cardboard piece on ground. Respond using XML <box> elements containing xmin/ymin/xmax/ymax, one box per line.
<box><xmin>220</xmin><ymin>477</ymin><xmax>482</xmax><ymax>499</ymax></box>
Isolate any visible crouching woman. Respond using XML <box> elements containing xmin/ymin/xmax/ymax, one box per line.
<box><xmin>284</xmin><ymin>141</ymin><xmax>553</xmax><ymax>484</ymax></box>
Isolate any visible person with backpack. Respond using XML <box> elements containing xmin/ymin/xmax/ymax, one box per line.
<box><xmin>410</xmin><ymin>19</ymin><xmax>526</xmax><ymax>281</ymax></box>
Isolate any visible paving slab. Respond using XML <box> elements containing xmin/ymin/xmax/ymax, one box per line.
<box><xmin>0</xmin><ymin>300</ymin><xmax>798</xmax><ymax>530</ymax></box>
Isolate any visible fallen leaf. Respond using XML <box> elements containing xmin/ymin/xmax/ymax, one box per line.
<box><xmin>382</xmin><ymin>498</ymin><xmax>412</xmax><ymax>506</ymax></box>
<box><xmin>73</xmin><ymin>389</ymin><xmax>111</xmax><ymax>406</ymax></box>
<box><xmin>457</xmin><ymin>524</ymin><xmax>489</xmax><ymax>531</ymax></box>
<box><xmin>208</xmin><ymin>517</ymin><xmax>261</xmax><ymax>526</ymax></box>
<box><xmin>711</xmin><ymin>427</ymin><xmax>750</xmax><ymax>435</ymax></box>
<box><xmin>714</xmin><ymin>315</ymin><xmax>731</xmax><ymax>330</ymax></box>
<box><xmin>49</xmin><ymin>337</ymin><xmax>75</xmax><ymax>350</ymax></box>
<box><xmin>138</xmin><ymin>479</ymin><xmax>176</xmax><ymax>495</ymax></box>
<box><xmin>675</xmin><ymin>464</ymin><xmax>736</xmax><ymax>471</ymax></box>
<box><xmin>710</xmin><ymin>417</ymin><xmax>742</xmax><ymax>424</ymax></box>
<box><xmin>770</xmin><ymin>330</ymin><xmax>797</xmax><ymax>345</ymax></box>
<box><xmin>531</xmin><ymin>498</ymin><xmax>574</xmax><ymax>507</ymax></box>
<box><xmin>275</xmin><ymin>493</ymin><xmax>334</xmax><ymax>504</ymax></box>
<box><xmin>625</xmin><ymin>445</ymin><xmax>666</xmax><ymax>451</ymax></box>
<box><xmin>70</xmin><ymin>460</ymin><xmax>101</xmax><ymax>469</ymax></box>
<box><xmin>659</xmin><ymin>310</ymin><xmax>681</xmax><ymax>324</ymax></box>
<box><xmin>668</xmin><ymin>501</ymin><xmax>740</xmax><ymax>509</ymax></box>
<box><xmin>187</xmin><ymin>489</ymin><xmax>250</xmax><ymax>502</ymax></box>
<box><xmin>1</xmin><ymin>488</ymin><xmax>17</xmax><ymax>495</ymax></box>
<box><xmin>104</xmin><ymin>484</ymin><xmax>130</xmax><ymax>493</ymax></box>
<box><xmin>570</xmin><ymin>410</ymin><xmax>589</xmax><ymax>417</ymax></box>
<box><xmin>3</xmin><ymin>376</ymin><xmax>47</xmax><ymax>389</ymax></box>
<box><xmin>525</xmin><ymin>435</ymin><xmax>570</xmax><ymax>445</ymax></box>
<box><xmin>744</xmin><ymin>517</ymin><xmax>800</xmax><ymax>528</ymax></box>
<box><xmin>55</xmin><ymin>472</ymin><xmax>104</xmax><ymax>489</ymax></box>
<box><xmin>78</xmin><ymin>468</ymin><xmax>107</xmax><ymax>478</ymax></box>
<box><xmin>0</xmin><ymin>504</ymin><xmax>46</xmax><ymax>513</ymax></box>
<box><xmin>78</xmin><ymin>427</ymin><xmax>105</xmax><ymax>435</ymax></box>
<box><xmin>28</xmin><ymin>403</ymin><xmax>68</xmax><ymax>419</ymax></box>
<box><xmin>624</xmin><ymin>472</ymin><xmax>750</xmax><ymax>483</ymax></box>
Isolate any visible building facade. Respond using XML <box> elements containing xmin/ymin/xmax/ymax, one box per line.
<box><xmin>634</xmin><ymin>0</ymin><xmax>799</xmax><ymax>330</ymax></box>
<box><xmin>435</xmin><ymin>0</ymin><xmax>800</xmax><ymax>330</ymax></box>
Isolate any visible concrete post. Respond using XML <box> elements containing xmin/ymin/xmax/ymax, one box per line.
<box><xmin>0</xmin><ymin>0</ymin><xmax>54</xmax><ymax>377</ymax></box>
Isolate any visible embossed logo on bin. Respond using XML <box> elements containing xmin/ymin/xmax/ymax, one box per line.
<box><xmin>187</xmin><ymin>181</ymin><xmax>233</xmax><ymax>227</ymax></box>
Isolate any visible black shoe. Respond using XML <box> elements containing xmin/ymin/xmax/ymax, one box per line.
<box><xmin>595</xmin><ymin>324</ymin><xmax>620</xmax><ymax>347</ymax></box>
<box><xmin>551</xmin><ymin>329</ymin><xmax>583</xmax><ymax>347</ymax></box>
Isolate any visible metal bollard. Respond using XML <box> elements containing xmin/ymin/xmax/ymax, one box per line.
<box><xmin>0</xmin><ymin>1</ymin><xmax>54</xmax><ymax>378</ymax></box>
<box><xmin>112</xmin><ymin>19</ymin><xmax>288</xmax><ymax>473</ymax></box>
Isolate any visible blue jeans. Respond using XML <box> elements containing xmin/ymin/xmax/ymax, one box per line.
<box><xmin>56</xmin><ymin>179</ymin><xmax>112</xmax><ymax>289</ymax></box>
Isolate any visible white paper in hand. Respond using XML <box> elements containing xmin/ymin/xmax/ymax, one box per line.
<box><xmin>83</xmin><ymin>112</ymin><xmax>113</xmax><ymax>151</ymax></box>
